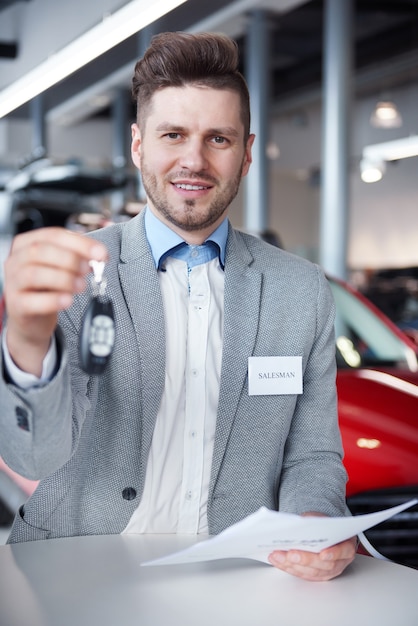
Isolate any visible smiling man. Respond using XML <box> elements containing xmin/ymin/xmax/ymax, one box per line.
<box><xmin>0</xmin><ymin>32</ymin><xmax>356</xmax><ymax>581</ymax></box>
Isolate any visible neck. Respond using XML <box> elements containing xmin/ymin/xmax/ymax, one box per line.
<box><xmin>148</xmin><ymin>206</ymin><xmax>225</xmax><ymax>245</ymax></box>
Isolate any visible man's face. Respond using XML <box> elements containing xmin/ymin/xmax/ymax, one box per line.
<box><xmin>131</xmin><ymin>85</ymin><xmax>254</xmax><ymax>243</ymax></box>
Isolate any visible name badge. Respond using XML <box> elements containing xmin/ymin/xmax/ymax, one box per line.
<box><xmin>248</xmin><ymin>356</ymin><xmax>303</xmax><ymax>396</ymax></box>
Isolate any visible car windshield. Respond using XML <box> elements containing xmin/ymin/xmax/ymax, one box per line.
<box><xmin>328</xmin><ymin>277</ymin><xmax>418</xmax><ymax>371</ymax></box>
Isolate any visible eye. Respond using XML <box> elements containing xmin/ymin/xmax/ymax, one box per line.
<box><xmin>166</xmin><ymin>132</ymin><xmax>181</xmax><ymax>140</ymax></box>
<box><xmin>213</xmin><ymin>136</ymin><xmax>227</xmax><ymax>144</ymax></box>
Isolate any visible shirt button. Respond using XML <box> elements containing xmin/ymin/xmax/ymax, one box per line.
<box><xmin>186</xmin><ymin>490</ymin><xmax>193</xmax><ymax>500</ymax></box>
<box><xmin>122</xmin><ymin>487</ymin><xmax>137</xmax><ymax>501</ymax></box>
<box><xmin>191</xmin><ymin>369</ymin><xmax>198</xmax><ymax>377</ymax></box>
<box><xmin>191</xmin><ymin>249</ymin><xmax>199</xmax><ymax>258</ymax></box>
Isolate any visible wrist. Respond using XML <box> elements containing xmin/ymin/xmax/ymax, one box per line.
<box><xmin>5</xmin><ymin>325</ymin><xmax>52</xmax><ymax>377</ymax></box>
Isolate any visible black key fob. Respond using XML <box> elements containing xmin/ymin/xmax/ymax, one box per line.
<box><xmin>79</xmin><ymin>296</ymin><xmax>115</xmax><ymax>375</ymax></box>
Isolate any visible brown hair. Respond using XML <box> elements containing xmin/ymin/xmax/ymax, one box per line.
<box><xmin>131</xmin><ymin>31</ymin><xmax>251</xmax><ymax>140</ymax></box>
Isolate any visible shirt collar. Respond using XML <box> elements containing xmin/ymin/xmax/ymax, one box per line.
<box><xmin>144</xmin><ymin>206</ymin><xmax>228</xmax><ymax>270</ymax></box>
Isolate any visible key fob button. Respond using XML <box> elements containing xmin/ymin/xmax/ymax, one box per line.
<box><xmin>89</xmin><ymin>315</ymin><xmax>115</xmax><ymax>357</ymax></box>
<box><xmin>79</xmin><ymin>297</ymin><xmax>115</xmax><ymax>374</ymax></box>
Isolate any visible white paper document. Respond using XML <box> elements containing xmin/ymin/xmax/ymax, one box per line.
<box><xmin>141</xmin><ymin>499</ymin><xmax>417</xmax><ymax>567</ymax></box>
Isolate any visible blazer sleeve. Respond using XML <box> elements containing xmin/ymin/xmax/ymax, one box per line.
<box><xmin>277</xmin><ymin>268</ymin><xmax>349</xmax><ymax>517</ymax></box>
<box><xmin>0</xmin><ymin>327</ymin><xmax>78</xmax><ymax>480</ymax></box>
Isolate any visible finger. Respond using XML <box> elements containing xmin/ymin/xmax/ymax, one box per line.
<box><xmin>281</xmin><ymin>561</ymin><xmax>346</xmax><ymax>581</ymax></box>
<box><xmin>9</xmin><ymin>291</ymin><xmax>75</xmax><ymax>316</ymax></box>
<box><xmin>10</xmin><ymin>227</ymin><xmax>107</xmax><ymax>263</ymax></box>
<box><xmin>269</xmin><ymin>556</ymin><xmax>343</xmax><ymax>582</ymax></box>
<box><xmin>23</xmin><ymin>244</ymin><xmax>92</xmax><ymax>277</ymax></box>
<box><xmin>269</xmin><ymin>550</ymin><xmax>331</xmax><ymax>572</ymax></box>
<box><xmin>319</xmin><ymin>537</ymin><xmax>357</xmax><ymax>563</ymax></box>
<box><xmin>268</xmin><ymin>549</ymin><xmax>352</xmax><ymax>581</ymax></box>
<box><xmin>268</xmin><ymin>551</ymin><xmax>327</xmax><ymax>581</ymax></box>
<box><xmin>11</xmin><ymin>264</ymin><xmax>87</xmax><ymax>297</ymax></box>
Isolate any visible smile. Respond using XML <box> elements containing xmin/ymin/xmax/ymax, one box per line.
<box><xmin>174</xmin><ymin>183</ymin><xmax>210</xmax><ymax>190</ymax></box>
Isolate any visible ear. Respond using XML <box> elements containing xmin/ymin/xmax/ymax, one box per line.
<box><xmin>241</xmin><ymin>133</ymin><xmax>255</xmax><ymax>178</ymax></box>
<box><xmin>131</xmin><ymin>123</ymin><xmax>142</xmax><ymax>170</ymax></box>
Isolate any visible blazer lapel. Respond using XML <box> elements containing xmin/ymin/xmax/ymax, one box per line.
<box><xmin>118</xmin><ymin>212</ymin><xmax>166</xmax><ymax>481</ymax></box>
<box><xmin>210</xmin><ymin>226</ymin><xmax>262</xmax><ymax>488</ymax></box>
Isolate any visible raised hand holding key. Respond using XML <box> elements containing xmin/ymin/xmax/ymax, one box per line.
<box><xmin>3</xmin><ymin>227</ymin><xmax>107</xmax><ymax>376</ymax></box>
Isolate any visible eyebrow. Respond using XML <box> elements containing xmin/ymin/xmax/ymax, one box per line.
<box><xmin>155</xmin><ymin>123</ymin><xmax>240</xmax><ymax>137</ymax></box>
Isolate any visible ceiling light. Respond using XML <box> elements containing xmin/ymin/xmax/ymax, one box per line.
<box><xmin>360</xmin><ymin>158</ymin><xmax>385</xmax><ymax>183</ymax></box>
<box><xmin>266</xmin><ymin>141</ymin><xmax>280</xmax><ymax>160</ymax></box>
<box><xmin>370</xmin><ymin>100</ymin><xmax>402</xmax><ymax>129</ymax></box>
<box><xmin>360</xmin><ymin>135</ymin><xmax>418</xmax><ymax>183</ymax></box>
<box><xmin>0</xmin><ymin>0</ymin><xmax>188</xmax><ymax>119</ymax></box>
<box><xmin>363</xmin><ymin>135</ymin><xmax>418</xmax><ymax>162</ymax></box>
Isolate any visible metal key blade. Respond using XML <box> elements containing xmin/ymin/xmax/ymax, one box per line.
<box><xmin>89</xmin><ymin>260</ymin><xmax>107</xmax><ymax>296</ymax></box>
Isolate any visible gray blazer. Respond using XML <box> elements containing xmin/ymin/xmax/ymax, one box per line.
<box><xmin>0</xmin><ymin>211</ymin><xmax>348</xmax><ymax>543</ymax></box>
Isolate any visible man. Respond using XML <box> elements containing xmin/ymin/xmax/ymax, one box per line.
<box><xmin>0</xmin><ymin>32</ymin><xmax>356</xmax><ymax>581</ymax></box>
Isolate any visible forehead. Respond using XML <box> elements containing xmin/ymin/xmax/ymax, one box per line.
<box><xmin>144</xmin><ymin>85</ymin><xmax>244</xmax><ymax>132</ymax></box>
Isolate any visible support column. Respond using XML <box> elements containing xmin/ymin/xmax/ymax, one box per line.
<box><xmin>110</xmin><ymin>88</ymin><xmax>129</xmax><ymax>218</ymax></box>
<box><xmin>30</xmin><ymin>94</ymin><xmax>46</xmax><ymax>160</ymax></box>
<box><xmin>319</xmin><ymin>0</ymin><xmax>353</xmax><ymax>279</ymax></box>
<box><xmin>244</xmin><ymin>10</ymin><xmax>270</xmax><ymax>234</ymax></box>
<box><xmin>112</xmin><ymin>88</ymin><xmax>128</xmax><ymax>170</ymax></box>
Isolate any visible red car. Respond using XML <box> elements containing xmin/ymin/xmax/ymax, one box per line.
<box><xmin>1</xmin><ymin>280</ymin><xmax>417</xmax><ymax>567</ymax></box>
<box><xmin>329</xmin><ymin>276</ymin><xmax>418</xmax><ymax>567</ymax></box>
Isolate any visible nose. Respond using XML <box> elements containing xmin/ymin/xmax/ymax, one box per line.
<box><xmin>179</xmin><ymin>138</ymin><xmax>209</xmax><ymax>172</ymax></box>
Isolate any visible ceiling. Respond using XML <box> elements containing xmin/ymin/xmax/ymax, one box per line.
<box><xmin>264</xmin><ymin>0</ymin><xmax>418</xmax><ymax>106</ymax></box>
<box><xmin>1</xmin><ymin>0</ymin><xmax>418</xmax><ymax>122</ymax></box>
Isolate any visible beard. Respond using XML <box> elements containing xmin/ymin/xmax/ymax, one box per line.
<box><xmin>140</xmin><ymin>158</ymin><xmax>244</xmax><ymax>232</ymax></box>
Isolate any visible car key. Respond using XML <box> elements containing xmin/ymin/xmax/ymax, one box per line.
<box><xmin>79</xmin><ymin>260</ymin><xmax>115</xmax><ymax>375</ymax></box>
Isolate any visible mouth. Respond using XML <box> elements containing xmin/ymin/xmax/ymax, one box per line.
<box><xmin>173</xmin><ymin>182</ymin><xmax>212</xmax><ymax>191</ymax></box>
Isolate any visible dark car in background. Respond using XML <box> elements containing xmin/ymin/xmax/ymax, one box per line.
<box><xmin>1</xmin><ymin>267</ymin><xmax>417</xmax><ymax>565</ymax></box>
<box><xmin>359</xmin><ymin>266</ymin><xmax>418</xmax><ymax>349</ymax></box>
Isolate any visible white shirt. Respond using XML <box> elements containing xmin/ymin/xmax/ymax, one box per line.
<box><xmin>123</xmin><ymin>255</ymin><xmax>224</xmax><ymax>534</ymax></box>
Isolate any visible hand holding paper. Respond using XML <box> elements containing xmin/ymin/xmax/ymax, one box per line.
<box><xmin>142</xmin><ymin>499</ymin><xmax>417</xmax><ymax>567</ymax></box>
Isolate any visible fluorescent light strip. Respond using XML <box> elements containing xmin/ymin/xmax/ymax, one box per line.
<box><xmin>46</xmin><ymin>0</ymin><xmax>242</xmax><ymax>127</ymax></box>
<box><xmin>363</xmin><ymin>135</ymin><xmax>418</xmax><ymax>162</ymax></box>
<box><xmin>0</xmin><ymin>0</ymin><xmax>188</xmax><ymax>119</ymax></box>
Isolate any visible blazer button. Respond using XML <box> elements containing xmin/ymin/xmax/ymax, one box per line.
<box><xmin>122</xmin><ymin>487</ymin><xmax>137</xmax><ymax>501</ymax></box>
<box><xmin>15</xmin><ymin>406</ymin><xmax>30</xmax><ymax>432</ymax></box>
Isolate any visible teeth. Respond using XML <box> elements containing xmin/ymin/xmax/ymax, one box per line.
<box><xmin>175</xmin><ymin>183</ymin><xmax>207</xmax><ymax>190</ymax></box>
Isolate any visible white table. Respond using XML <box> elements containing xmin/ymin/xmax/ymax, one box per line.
<box><xmin>0</xmin><ymin>534</ymin><xmax>417</xmax><ymax>626</ymax></box>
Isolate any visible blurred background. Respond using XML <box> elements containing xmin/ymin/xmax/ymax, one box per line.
<box><xmin>1</xmin><ymin>0</ymin><xmax>418</xmax><ymax>273</ymax></box>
